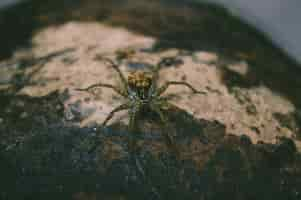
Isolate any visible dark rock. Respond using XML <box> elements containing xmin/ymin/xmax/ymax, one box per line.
<box><xmin>0</xmin><ymin>91</ymin><xmax>300</xmax><ymax>200</ymax></box>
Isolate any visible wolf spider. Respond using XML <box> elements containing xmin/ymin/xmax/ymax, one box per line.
<box><xmin>77</xmin><ymin>56</ymin><xmax>206</xmax><ymax>153</ymax></box>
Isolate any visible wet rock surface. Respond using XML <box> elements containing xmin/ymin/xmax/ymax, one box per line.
<box><xmin>0</xmin><ymin>91</ymin><xmax>300</xmax><ymax>200</ymax></box>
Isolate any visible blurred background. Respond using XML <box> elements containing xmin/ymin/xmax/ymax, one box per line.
<box><xmin>1</xmin><ymin>0</ymin><xmax>300</xmax><ymax>64</ymax></box>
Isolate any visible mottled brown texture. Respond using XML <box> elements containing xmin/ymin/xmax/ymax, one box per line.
<box><xmin>0</xmin><ymin>1</ymin><xmax>301</xmax><ymax>199</ymax></box>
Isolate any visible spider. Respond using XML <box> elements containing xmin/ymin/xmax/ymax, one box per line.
<box><xmin>77</xmin><ymin>56</ymin><xmax>206</xmax><ymax>153</ymax></box>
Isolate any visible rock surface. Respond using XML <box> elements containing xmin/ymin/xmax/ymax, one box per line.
<box><xmin>0</xmin><ymin>91</ymin><xmax>300</xmax><ymax>200</ymax></box>
<box><xmin>0</xmin><ymin>21</ymin><xmax>298</xmax><ymax>144</ymax></box>
<box><xmin>0</xmin><ymin>0</ymin><xmax>301</xmax><ymax>199</ymax></box>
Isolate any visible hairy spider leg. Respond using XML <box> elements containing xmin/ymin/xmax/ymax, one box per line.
<box><xmin>150</xmin><ymin>64</ymin><xmax>161</xmax><ymax>87</ymax></box>
<box><xmin>157</xmin><ymin>81</ymin><xmax>207</xmax><ymax>96</ymax></box>
<box><xmin>149</xmin><ymin>57</ymin><xmax>185</xmax><ymax>94</ymax></box>
<box><xmin>127</xmin><ymin>106</ymin><xmax>154</xmax><ymax>192</ymax></box>
<box><xmin>102</xmin><ymin>103</ymin><xmax>130</xmax><ymax>126</ymax></box>
<box><xmin>148</xmin><ymin>59</ymin><xmax>166</xmax><ymax>95</ymax></box>
<box><xmin>127</xmin><ymin>105</ymin><xmax>141</xmax><ymax>153</ymax></box>
<box><xmin>150</xmin><ymin>103</ymin><xmax>181</xmax><ymax>157</ymax></box>
<box><xmin>101</xmin><ymin>57</ymin><xmax>129</xmax><ymax>93</ymax></box>
<box><xmin>76</xmin><ymin>83</ymin><xmax>127</xmax><ymax>97</ymax></box>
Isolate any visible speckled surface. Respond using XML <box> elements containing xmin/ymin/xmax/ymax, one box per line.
<box><xmin>0</xmin><ymin>21</ymin><xmax>298</xmax><ymax>145</ymax></box>
<box><xmin>0</xmin><ymin>1</ymin><xmax>301</xmax><ymax>199</ymax></box>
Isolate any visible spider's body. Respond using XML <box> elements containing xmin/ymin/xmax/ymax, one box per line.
<box><xmin>127</xmin><ymin>70</ymin><xmax>153</xmax><ymax>100</ymax></box>
<box><xmin>77</xmin><ymin>56</ymin><xmax>206</xmax><ymax>152</ymax></box>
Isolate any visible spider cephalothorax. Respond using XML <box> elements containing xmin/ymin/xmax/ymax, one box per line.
<box><xmin>77</xmin><ymin>56</ymin><xmax>206</xmax><ymax>152</ymax></box>
<box><xmin>127</xmin><ymin>70</ymin><xmax>153</xmax><ymax>100</ymax></box>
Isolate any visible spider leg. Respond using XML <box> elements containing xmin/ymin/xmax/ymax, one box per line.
<box><xmin>150</xmin><ymin>57</ymin><xmax>184</xmax><ymax>92</ymax></box>
<box><xmin>157</xmin><ymin>81</ymin><xmax>207</xmax><ymax>96</ymax></box>
<box><xmin>101</xmin><ymin>57</ymin><xmax>129</xmax><ymax>91</ymax></box>
<box><xmin>127</xmin><ymin>107</ymin><xmax>155</xmax><ymax>192</ymax></box>
<box><xmin>76</xmin><ymin>83</ymin><xmax>127</xmax><ymax>97</ymax></box>
<box><xmin>151</xmin><ymin>63</ymin><xmax>161</xmax><ymax>84</ymax></box>
<box><xmin>128</xmin><ymin>108</ymin><xmax>138</xmax><ymax>132</ymax></box>
<box><xmin>127</xmin><ymin>106</ymin><xmax>140</xmax><ymax>153</ymax></box>
<box><xmin>150</xmin><ymin>103</ymin><xmax>180</xmax><ymax>157</ymax></box>
<box><xmin>148</xmin><ymin>58</ymin><xmax>167</xmax><ymax>93</ymax></box>
<box><xmin>102</xmin><ymin>103</ymin><xmax>130</xmax><ymax>126</ymax></box>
